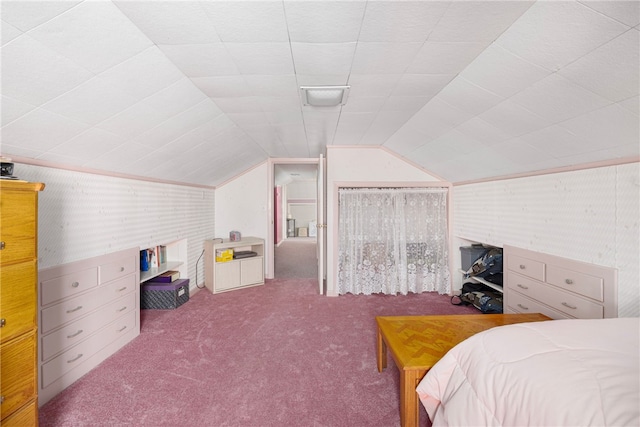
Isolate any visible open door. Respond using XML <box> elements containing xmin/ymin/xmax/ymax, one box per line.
<box><xmin>317</xmin><ymin>154</ymin><xmax>326</xmax><ymax>295</ymax></box>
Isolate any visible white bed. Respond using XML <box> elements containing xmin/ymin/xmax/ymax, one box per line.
<box><xmin>417</xmin><ymin>317</ymin><xmax>640</xmax><ymax>426</ymax></box>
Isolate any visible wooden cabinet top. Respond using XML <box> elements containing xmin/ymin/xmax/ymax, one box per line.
<box><xmin>0</xmin><ymin>180</ymin><xmax>45</xmax><ymax>192</ymax></box>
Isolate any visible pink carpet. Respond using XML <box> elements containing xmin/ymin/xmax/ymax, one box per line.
<box><xmin>39</xmin><ymin>279</ymin><xmax>478</xmax><ymax>426</ymax></box>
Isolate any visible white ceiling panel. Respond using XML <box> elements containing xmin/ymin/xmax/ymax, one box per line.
<box><xmin>1</xmin><ymin>35</ymin><xmax>94</xmax><ymax>106</ymax></box>
<box><xmin>496</xmin><ymin>1</ymin><xmax>630</xmax><ymax>71</ymax></box>
<box><xmin>358</xmin><ymin>1</ymin><xmax>448</xmax><ymax>42</ymax></box>
<box><xmin>291</xmin><ymin>43</ymin><xmax>357</xmax><ymax>76</ymax></box>
<box><xmin>1</xmin><ymin>0</ymin><xmax>638</xmax><ymax>186</ymax></box>
<box><xmin>407</xmin><ymin>42</ymin><xmax>488</xmax><ymax>75</ymax></box>
<box><xmin>159</xmin><ymin>44</ymin><xmax>239</xmax><ymax>77</ymax></box>
<box><xmin>284</xmin><ymin>1</ymin><xmax>366</xmax><ymax>43</ymax></box>
<box><xmin>114</xmin><ymin>1</ymin><xmax>220</xmax><ymax>45</ymax></box>
<box><xmin>509</xmin><ymin>74</ymin><xmax>612</xmax><ymax>124</ymax></box>
<box><xmin>460</xmin><ymin>44</ymin><xmax>551</xmax><ymax>98</ymax></box>
<box><xmin>201</xmin><ymin>1</ymin><xmax>288</xmax><ymax>42</ymax></box>
<box><xmin>0</xmin><ymin>1</ymin><xmax>82</xmax><ymax>32</ymax></box>
<box><xmin>558</xmin><ymin>29</ymin><xmax>640</xmax><ymax>102</ymax></box>
<box><xmin>28</xmin><ymin>1</ymin><xmax>152</xmax><ymax>74</ymax></box>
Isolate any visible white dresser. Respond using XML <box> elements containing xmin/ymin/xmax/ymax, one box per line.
<box><xmin>38</xmin><ymin>247</ymin><xmax>140</xmax><ymax>405</ymax></box>
<box><xmin>504</xmin><ymin>245</ymin><xmax>617</xmax><ymax>319</ymax></box>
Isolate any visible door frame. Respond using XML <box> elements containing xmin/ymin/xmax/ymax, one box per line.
<box><xmin>266</xmin><ymin>157</ymin><xmax>323</xmax><ymax>289</ymax></box>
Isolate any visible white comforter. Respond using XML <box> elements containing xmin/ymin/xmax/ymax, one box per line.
<box><xmin>417</xmin><ymin>318</ymin><xmax>640</xmax><ymax>427</ymax></box>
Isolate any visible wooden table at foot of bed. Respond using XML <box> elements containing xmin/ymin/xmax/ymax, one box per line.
<box><xmin>376</xmin><ymin>313</ymin><xmax>551</xmax><ymax>427</ymax></box>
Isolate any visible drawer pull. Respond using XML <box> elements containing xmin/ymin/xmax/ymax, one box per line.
<box><xmin>67</xmin><ymin>353</ymin><xmax>84</xmax><ymax>363</ymax></box>
<box><xmin>0</xmin><ymin>318</ymin><xmax>5</xmax><ymax>328</ymax></box>
<box><xmin>66</xmin><ymin>305</ymin><xmax>83</xmax><ymax>314</ymax></box>
<box><xmin>117</xmin><ymin>325</ymin><xmax>127</xmax><ymax>333</ymax></box>
<box><xmin>71</xmin><ymin>281</ymin><xmax>80</xmax><ymax>288</ymax></box>
<box><xmin>0</xmin><ymin>241</ymin><xmax>5</xmax><ymax>250</ymax></box>
<box><xmin>117</xmin><ymin>286</ymin><xmax>128</xmax><ymax>292</ymax></box>
<box><xmin>517</xmin><ymin>303</ymin><xmax>529</xmax><ymax>310</ymax></box>
<box><xmin>120</xmin><ymin>267</ymin><xmax>125</xmax><ymax>272</ymax></box>
<box><xmin>517</xmin><ymin>284</ymin><xmax>529</xmax><ymax>290</ymax></box>
<box><xmin>561</xmin><ymin>302</ymin><xmax>577</xmax><ymax>310</ymax></box>
<box><xmin>117</xmin><ymin>306</ymin><xmax>127</xmax><ymax>312</ymax></box>
<box><xmin>565</xmin><ymin>279</ymin><xmax>574</xmax><ymax>285</ymax></box>
<box><xmin>519</xmin><ymin>264</ymin><xmax>526</xmax><ymax>269</ymax></box>
<box><xmin>1</xmin><ymin>395</ymin><xmax>4</xmax><ymax>404</ymax></box>
<box><xmin>67</xmin><ymin>329</ymin><xmax>84</xmax><ymax>339</ymax></box>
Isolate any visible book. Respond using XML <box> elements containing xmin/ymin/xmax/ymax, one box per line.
<box><xmin>153</xmin><ymin>270</ymin><xmax>180</xmax><ymax>283</ymax></box>
<box><xmin>158</xmin><ymin>245</ymin><xmax>167</xmax><ymax>265</ymax></box>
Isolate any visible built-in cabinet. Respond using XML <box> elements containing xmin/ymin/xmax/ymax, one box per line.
<box><xmin>38</xmin><ymin>247</ymin><xmax>140</xmax><ymax>405</ymax></box>
<box><xmin>504</xmin><ymin>245</ymin><xmax>617</xmax><ymax>319</ymax></box>
<box><xmin>204</xmin><ymin>237</ymin><xmax>264</xmax><ymax>293</ymax></box>
<box><xmin>455</xmin><ymin>237</ymin><xmax>503</xmax><ymax>294</ymax></box>
<box><xmin>0</xmin><ymin>180</ymin><xmax>44</xmax><ymax>426</ymax></box>
<box><xmin>140</xmin><ymin>239</ymin><xmax>187</xmax><ymax>284</ymax></box>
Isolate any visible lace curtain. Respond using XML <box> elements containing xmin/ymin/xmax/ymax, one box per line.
<box><xmin>337</xmin><ymin>187</ymin><xmax>450</xmax><ymax>295</ymax></box>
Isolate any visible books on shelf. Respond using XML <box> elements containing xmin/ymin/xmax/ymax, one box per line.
<box><xmin>151</xmin><ymin>270</ymin><xmax>180</xmax><ymax>283</ymax></box>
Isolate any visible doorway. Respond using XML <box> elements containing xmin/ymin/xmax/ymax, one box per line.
<box><xmin>271</xmin><ymin>161</ymin><xmax>319</xmax><ymax>280</ymax></box>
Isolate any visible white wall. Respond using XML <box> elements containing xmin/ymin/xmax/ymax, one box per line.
<box><xmin>214</xmin><ymin>161</ymin><xmax>270</xmax><ymax>249</ymax></box>
<box><xmin>286</xmin><ymin>179</ymin><xmax>317</xmax><ymax>232</ymax></box>
<box><xmin>17</xmin><ymin>163</ymin><xmax>215</xmax><ymax>290</ymax></box>
<box><xmin>325</xmin><ymin>146</ymin><xmax>442</xmax><ymax>296</ymax></box>
<box><xmin>453</xmin><ymin>162</ymin><xmax>640</xmax><ymax>317</ymax></box>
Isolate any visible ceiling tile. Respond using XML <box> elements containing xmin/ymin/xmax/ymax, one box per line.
<box><xmin>427</xmin><ymin>129</ymin><xmax>485</xmax><ymax>156</ymax></box>
<box><xmin>429</xmin><ymin>1</ymin><xmax>534</xmax><ymax>42</ymax></box>
<box><xmin>1</xmin><ymin>95</ymin><xmax>36</xmax><ymax>126</ymax></box>
<box><xmin>558</xmin><ymin>103</ymin><xmax>640</xmax><ymax>150</ymax></box>
<box><xmin>28</xmin><ymin>1</ymin><xmax>153</xmax><ymax>74</ymax></box>
<box><xmin>341</xmin><ymin>97</ymin><xmax>387</xmax><ymax>113</ymax></box>
<box><xmin>212</xmin><ymin>97</ymin><xmax>264</xmax><ymax>114</ymax></box>
<box><xmin>244</xmin><ymin>75</ymin><xmax>299</xmax><ymax>97</ymax></box>
<box><xmin>381</xmin><ymin>96</ymin><xmax>430</xmax><ymax>114</ymax></box>
<box><xmin>82</xmin><ymin>141</ymin><xmax>151</xmax><ymax>172</ymax></box>
<box><xmin>226</xmin><ymin>113</ymin><xmax>270</xmax><ymax>127</ymax></box>
<box><xmin>259</xmin><ymin>97</ymin><xmax>300</xmax><ymax>113</ymax></box>
<box><xmin>1</xmin><ymin>108</ymin><xmax>89</xmax><ymax>152</ymax></box>
<box><xmin>510</xmin><ymin>74</ymin><xmax>612</xmax><ymax>124</ymax></box>
<box><xmin>296</xmin><ymin>74</ymin><xmax>350</xmax><ymax>87</ymax></box>
<box><xmin>141</xmin><ymin>78</ymin><xmax>208</xmax><ymax>119</ymax></box>
<box><xmin>40</xmin><ymin>76</ymin><xmax>140</xmax><ymax>126</ymax></box>
<box><xmin>159</xmin><ymin>44</ymin><xmax>239</xmax><ymax>77</ymax></box>
<box><xmin>347</xmin><ymin>74</ymin><xmax>402</xmax><ymax>98</ymax></box>
<box><xmin>454</xmin><ymin>117</ymin><xmax>512</xmax><ymax>146</ymax></box>
<box><xmin>333</xmin><ymin>112</ymin><xmax>377</xmax><ymax>145</ymax></box>
<box><xmin>1</xmin><ymin>20</ymin><xmax>23</xmax><ymax>46</ymax></box>
<box><xmin>291</xmin><ymin>42</ymin><xmax>356</xmax><ymax>75</ymax></box>
<box><xmin>96</xmin><ymin>101</ymin><xmax>176</xmax><ymax>139</ymax></box>
<box><xmin>518</xmin><ymin>125</ymin><xmax>588</xmax><ymax>158</ymax></box>
<box><xmin>478</xmin><ymin>99</ymin><xmax>552</xmax><ymax>139</ymax></box>
<box><xmin>200</xmin><ymin>2</ymin><xmax>288</xmax><ymax>42</ymax></box>
<box><xmin>460</xmin><ymin>43</ymin><xmax>551</xmax><ymax>98</ymax></box>
<box><xmin>97</xmin><ymin>47</ymin><xmax>185</xmax><ymax>100</ymax></box>
<box><xmin>619</xmin><ymin>95</ymin><xmax>639</xmax><ymax>115</ymax></box>
<box><xmin>0</xmin><ymin>1</ymin><xmax>82</xmax><ymax>32</ymax></box>
<box><xmin>392</xmin><ymin>74</ymin><xmax>455</xmax><ymax>98</ymax></box>
<box><xmin>496</xmin><ymin>1</ymin><xmax>629</xmax><ymax>71</ymax></box>
<box><xmin>384</xmin><ymin>124</ymin><xmax>432</xmax><ymax>154</ymax></box>
<box><xmin>226</xmin><ymin>43</ymin><xmax>294</xmax><ymax>75</ymax></box>
<box><xmin>265</xmin><ymin>111</ymin><xmax>303</xmax><ymax>126</ymax></box>
<box><xmin>579</xmin><ymin>0</ymin><xmax>640</xmax><ymax>27</ymax></box>
<box><xmin>407</xmin><ymin>42</ymin><xmax>488</xmax><ymax>75</ymax></box>
<box><xmin>49</xmin><ymin>127</ymin><xmax>127</xmax><ymax>160</ymax></box>
<box><xmin>406</xmin><ymin>98</ymin><xmax>474</xmax><ymax>141</ymax></box>
<box><xmin>191</xmin><ymin>76</ymin><xmax>251</xmax><ymax>98</ymax></box>
<box><xmin>360</xmin><ymin>110</ymin><xmax>414</xmax><ymax>145</ymax></box>
<box><xmin>558</xmin><ymin>29</ymin><xmax>639</xmax><ymax>102</ymax></box>
<box><xmin>435</xmin><ymin>77</ymin><xmax>504</xmax><ymax>116</ymax></box>
<box><xmin>1</xmin><ymin>35</ymin><xmax>94</xmax><ymax>106</ymax></box>
<box><xmin>494</xmin><ymin>137</ymin><xmax>551</xmax><ymax>165</ymax></box>
<box><xmin>351</xmin><ymin>42</ymin><xmax>422</xmax><ymax>74</ymax></box>
<box><xmin>359</xmin><ymin>1</ymin><xmax>449</xmax><ymax>42</ymax></box>
<box><xmin>284</xmin><ymin>1</ymin><xmax>365</xmax><ymax>43</ymax></box>
<box><xmin>114</xmin><ymin>1</ymin><xmax>219</xmax><ymax>45</ymax></box>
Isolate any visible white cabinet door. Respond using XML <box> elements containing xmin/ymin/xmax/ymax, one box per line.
<box><xmin>216</xmin><ymin>262</ymin><xmax>241</xmax><ymax>291</ymax></box>
<box><xmin>241</xmin><ymin>258</ymin><xmax>264</xmax><ymax>286</ymax></box>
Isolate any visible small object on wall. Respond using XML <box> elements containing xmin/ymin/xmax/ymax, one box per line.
<box><xmin>229</xmin><ymin>230</ymin><xmax>241</xmax><ymax>241</ymax></box>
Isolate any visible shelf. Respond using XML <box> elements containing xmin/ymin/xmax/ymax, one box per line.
<box><xmin>459</xmin><ymin>269</ymin><xmax>503</xmax><ymax>293</ymax></box>
<box><xmin>140</xmin><ymin>261</ymin><xmax>184</xmax><ymax>283</ymax></box>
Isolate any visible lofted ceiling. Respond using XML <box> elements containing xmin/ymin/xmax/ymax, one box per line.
<box><xmin>1</xmin><ymin>1</ymin><xmax>638</xmax><ymax>187</ymax></box>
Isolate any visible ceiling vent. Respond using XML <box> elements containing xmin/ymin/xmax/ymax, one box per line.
<box><xmin>300</xmin><ymin>86</ymin><xmax>350</xmax><ymax>107</ymax></box>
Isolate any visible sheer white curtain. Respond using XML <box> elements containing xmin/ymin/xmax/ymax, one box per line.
<box><xmin>337</xmin><ymin>187</ymin><xmax>450</xmax><ymax>295</ymax></box>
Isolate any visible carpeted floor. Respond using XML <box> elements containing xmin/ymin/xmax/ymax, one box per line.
<box><xmin>275</xmin><ymin>237</ymin><xmax>318</xmax><ymax>279</ymax></box>
<box><xmin>39</xmin><ymin>279</ymin><xmax>478</xmax><ymax>427</ymax></box>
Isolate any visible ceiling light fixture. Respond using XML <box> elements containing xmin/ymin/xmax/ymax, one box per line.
<box><xmin>300</xmin><ymin>86</ymin><xmax>350</xmax><ymax>107</ymax></box>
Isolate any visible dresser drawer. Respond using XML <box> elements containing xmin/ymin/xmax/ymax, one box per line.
<box><xmin>100</xmin><ymin>254</ymin><xmax>136</xmax><ymax>284</ymax></box>
<box><xmin>506</xmin><ymin>271</ymin><xmax>544</xmax><ymax>299</ymax></box>
<box><xmin>41</xmin><ymin>274</ymin><xmax>135</xmax><ymax>334</ymax></box>
<box><xmin>40</xmin><ymin>267</ymin><xmax>99</xmax><ymax>306</ymax></box>
<box><xmin>507</xmin><ymin>254</ymin><xmax>545</xmax><ymax>281</ymax></box>
<box><xmin>546</xmin><ymin>265</ymin><xmax>604</xmax><ymax>302</ymax></box>
<box><xmin>507</xmin><ymin>291</ymin><xmax>570</xmax><ymax>320</ymax></box>
<box><xmin>41</xmin><ymin>310</ymin><xmax>136</xmax><ymax>388</ymax></box>
<box><xmin>0</xmin><ymin>189</ymin><xmax>37</xmax><ymax>265</ymax></box>
<box><xmin>41</xmin><ymin>292</ymin><xmax>136</xmax><ymax>361</ymax></box>
<box><xmin>1</xmin><ymin>399</ymin><xmax>37</xmax><ymax>427</ymax></box>
<box><xmin>0</xmin><ymin>260</ymin><xmax>37</xmax><ymax>342</ymax></box>
<box><xmin>0</xmin><ymin>331</ymin><xmax>37</xmax><ymax>420</ymax></box>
